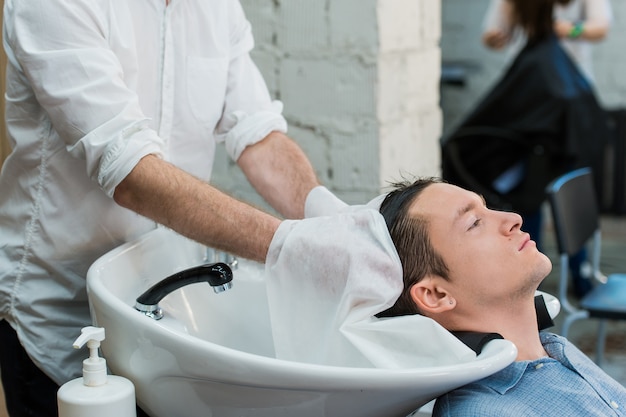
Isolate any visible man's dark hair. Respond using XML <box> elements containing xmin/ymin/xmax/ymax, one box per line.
<box><xmin>377</xmin><ymin>178</ymin><xmax>450</xmax><ymax>317</ymax></box>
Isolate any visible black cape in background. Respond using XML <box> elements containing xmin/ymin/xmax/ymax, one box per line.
<box><xmin>441</xmin><ymin>34</ymin><xmax>609</xmax><ymax>215</ymax></box>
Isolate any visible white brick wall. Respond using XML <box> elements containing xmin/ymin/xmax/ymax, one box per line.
<box><xmin>211</xmin><ymin>0</ymin><xmax>443</xmax><ymax>211</ymax></box>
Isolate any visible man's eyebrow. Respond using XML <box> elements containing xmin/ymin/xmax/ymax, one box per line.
<box><xmin>455</xmin><ymin>193</ymin><xmax>486</xmax><ymax>222</ymax></box>
<box><xmin>456</xmin><ymin>202</ymin><xmax>475</xmax><ymax>221</ymax></box>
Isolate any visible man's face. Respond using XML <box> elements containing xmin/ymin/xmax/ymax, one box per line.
<box><xmin>409</xmin><ymin>183</ymin><xmax>552</xmax><ymax>306</ymax></box>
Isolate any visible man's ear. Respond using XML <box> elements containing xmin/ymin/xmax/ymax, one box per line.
<box><xmin>409</xmin><ymin>276</ymin><xmax>455</xmax><ymax>314</ymax></box>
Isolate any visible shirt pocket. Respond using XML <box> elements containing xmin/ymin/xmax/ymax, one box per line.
<box><xmin>186</xmin><ymin>56</ymin><xmax>229</xmax><ymax>128</ymax></box>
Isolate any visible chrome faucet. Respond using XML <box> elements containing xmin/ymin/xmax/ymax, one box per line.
<box><xmin>134</xmin><ymin>262</ymin><xmax>233</xmax><ymax>320</ymax></box>
<box><xmin>209</xmin><ymin>249</ymin><xmax>238</xmax><ymax>271</ymax></box>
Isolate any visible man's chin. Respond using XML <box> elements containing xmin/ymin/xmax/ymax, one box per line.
<box><xmin>528</xmin><ymin>253</ymin><xmax>552</xmax><ymax>288</ymax></box>
<box><xmin>541</xmin><ymin>253</ymin><xmax>553</xmax><ymax>274</ymax></box>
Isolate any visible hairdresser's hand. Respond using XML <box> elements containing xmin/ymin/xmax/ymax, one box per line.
<box><xmin>482</xmin><ymin>29</ymin><xmax>510</xmax><ymax>50</ymax></box>
<box><xmin>304</xmin><ymin>186</ymin><xmax>348</xmax><ymax>218</ymax></box>
<box><xmin>554</xmin><ymin>19</ymin><xmax>575</xmax><ymax>39</ymax></box>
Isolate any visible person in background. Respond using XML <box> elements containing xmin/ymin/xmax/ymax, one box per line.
<box><xmin>0</xmin><ymin>1</ymin><xmax>345</xmax><ymax>416</ymax></box>
<box><xmin>481</xmin><ymin>0</ymin><xmax>612</xmax><ymax>298</ymax></box>
<box><xmin>483</xmin><ymin>0</ymin><xmax>612</xmax><ymax>82</ymax></box>
<box><xmin>378</xmin><ymin>178</ymin><xmax>626</xmax><ymax>416</ymax></box>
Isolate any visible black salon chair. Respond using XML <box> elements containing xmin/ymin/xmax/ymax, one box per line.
<box><xmin>545</xmin><ymin>167</ymin><xmax>626</xmax><ymax>366</ymax></box>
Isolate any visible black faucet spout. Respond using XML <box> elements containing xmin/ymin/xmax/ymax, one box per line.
<box><xmin>135</xmin><ymin>262</ymin><xmax>233</xmax><ymax>320</ymax></box>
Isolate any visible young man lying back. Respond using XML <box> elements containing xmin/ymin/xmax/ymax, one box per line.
<box><xmin>378</xmin><ymin>178</ymin><xmax>626</xmax><ymax>417</ymax></box>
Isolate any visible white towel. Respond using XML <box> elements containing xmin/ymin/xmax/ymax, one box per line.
<box><xmin>265</xmin><ymin>207</ymin><xmax>476</xmax><ymax>368</ymax></box>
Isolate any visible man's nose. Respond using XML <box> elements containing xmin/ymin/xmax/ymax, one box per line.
<box><xmin>500</xmin><ymin>211</ymin><xmax>523</xmax><ymax>234</ymax></box>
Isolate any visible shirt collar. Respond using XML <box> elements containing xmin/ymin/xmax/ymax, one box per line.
<box><xmin>478</xmin><ymin>333</ymin><xmax>570</xmax><ymax>395</ymax></box>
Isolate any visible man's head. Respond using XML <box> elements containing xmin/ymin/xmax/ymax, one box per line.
<box><xmin>378</xmin><ymin>178</ymin><xmax>552</xmax><ymax>328</ymax></box>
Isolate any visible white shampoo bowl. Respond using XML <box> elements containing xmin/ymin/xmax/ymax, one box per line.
<box><xmin>87</xmin><ymin>227</ymin><xmax>524</xmax><ymax>417</ymax></box>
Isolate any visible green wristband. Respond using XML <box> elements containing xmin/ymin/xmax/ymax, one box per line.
<box><xmin>569</xmin><ymin>22</ymin><xmax>584</xmax><ymax>39</ymax></box>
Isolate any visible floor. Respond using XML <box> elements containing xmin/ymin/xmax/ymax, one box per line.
<box><xmin>0</xmin><ymin>215</ymin><xmax>624</xmax><ymax>417</ymax></box>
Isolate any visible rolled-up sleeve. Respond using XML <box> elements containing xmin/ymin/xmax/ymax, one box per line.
<box><xmin>216</xmin><ymin>98</ymin><xmax>287</xmax><ymax>161</ymax></box>
<box><xmin>214</xmin><ymin>0</ymin><xmax>287</xmax><ymax>161</ymax></box>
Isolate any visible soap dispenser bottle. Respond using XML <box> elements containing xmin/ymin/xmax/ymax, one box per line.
<box><xmin>57</xmin><ymin>326</ymin><xmax>137</xmax><ymax>417</ymax></box>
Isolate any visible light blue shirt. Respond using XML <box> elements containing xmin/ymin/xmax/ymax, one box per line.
<box><xmin>434</xmin><ymin>333</ymin><xmax>626</xmax><ymax>416</ymax></box>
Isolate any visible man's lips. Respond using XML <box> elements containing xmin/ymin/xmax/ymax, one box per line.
<box><xmin>519</xmin><ymin>234</ymin><xmax>531</xmax><ymax>251</ymax></box>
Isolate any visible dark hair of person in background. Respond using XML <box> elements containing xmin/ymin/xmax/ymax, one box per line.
<box><xmin>510</xmin><ymin>0</ymin><xmax>572</xmax><ymax>41</ymax></box>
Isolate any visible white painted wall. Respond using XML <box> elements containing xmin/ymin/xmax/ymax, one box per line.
<box><xmin>211</xmin><ymin>0</ymin><xmax>443</xmax><ymax>212</ymax></box>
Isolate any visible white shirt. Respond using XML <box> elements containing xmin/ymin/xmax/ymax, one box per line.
<box><xmin>483</xmin><ymin>0</ymin><xmax>613</xmax><ymax>81</ymax></box>
<box><xmin>0</xmin><ymin>0</ymin><xmax>286</xmax><ymax>384</ymax></box>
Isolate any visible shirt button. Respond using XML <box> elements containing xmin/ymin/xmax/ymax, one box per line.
<box><xmin>534</xmin><ymin>363</ymin><xmax>544</xmax><ymax>370</ymax></box>
<box><xmin>610</xmin><ymin>400</ymin><xmax>619</xmax><ymax>409</ymax></box>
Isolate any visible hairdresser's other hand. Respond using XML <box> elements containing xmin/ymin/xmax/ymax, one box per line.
<box><xmin>304</xmin><ymin>186</ymin><xmax>348</xmax><ymax>218</ymax></box>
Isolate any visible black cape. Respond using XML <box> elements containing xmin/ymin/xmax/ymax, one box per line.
<box><xmin>441</xmin><ymin>35</ymin><xmax>609</xmax><ymax>215</ymax></box>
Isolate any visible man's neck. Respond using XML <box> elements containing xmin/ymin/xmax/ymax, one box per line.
<box><xmin>450</xmin><ymin>298</ymin><xmax>548</xmax><ymax>361</ymax></box>
<box><xmin>495</xmin><ymin>304</ymin><xmax>548</xmax><ymax>361</ymax></box>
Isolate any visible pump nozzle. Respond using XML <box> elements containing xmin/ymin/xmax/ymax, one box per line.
<box><xmin>72</xmin><ymin>326</ymin><xmax>108</xmax><ymax>387</ymax></box>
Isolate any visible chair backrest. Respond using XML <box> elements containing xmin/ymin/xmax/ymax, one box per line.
<box><xmin>546</xmin><ymin>167</ymin><xmax>600</xmax><ymax>257</ymax></box>
<box><xmin>441</xmin><ymin>126</ymin><xmax>564</xmax><ymax>215</ymax></box>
